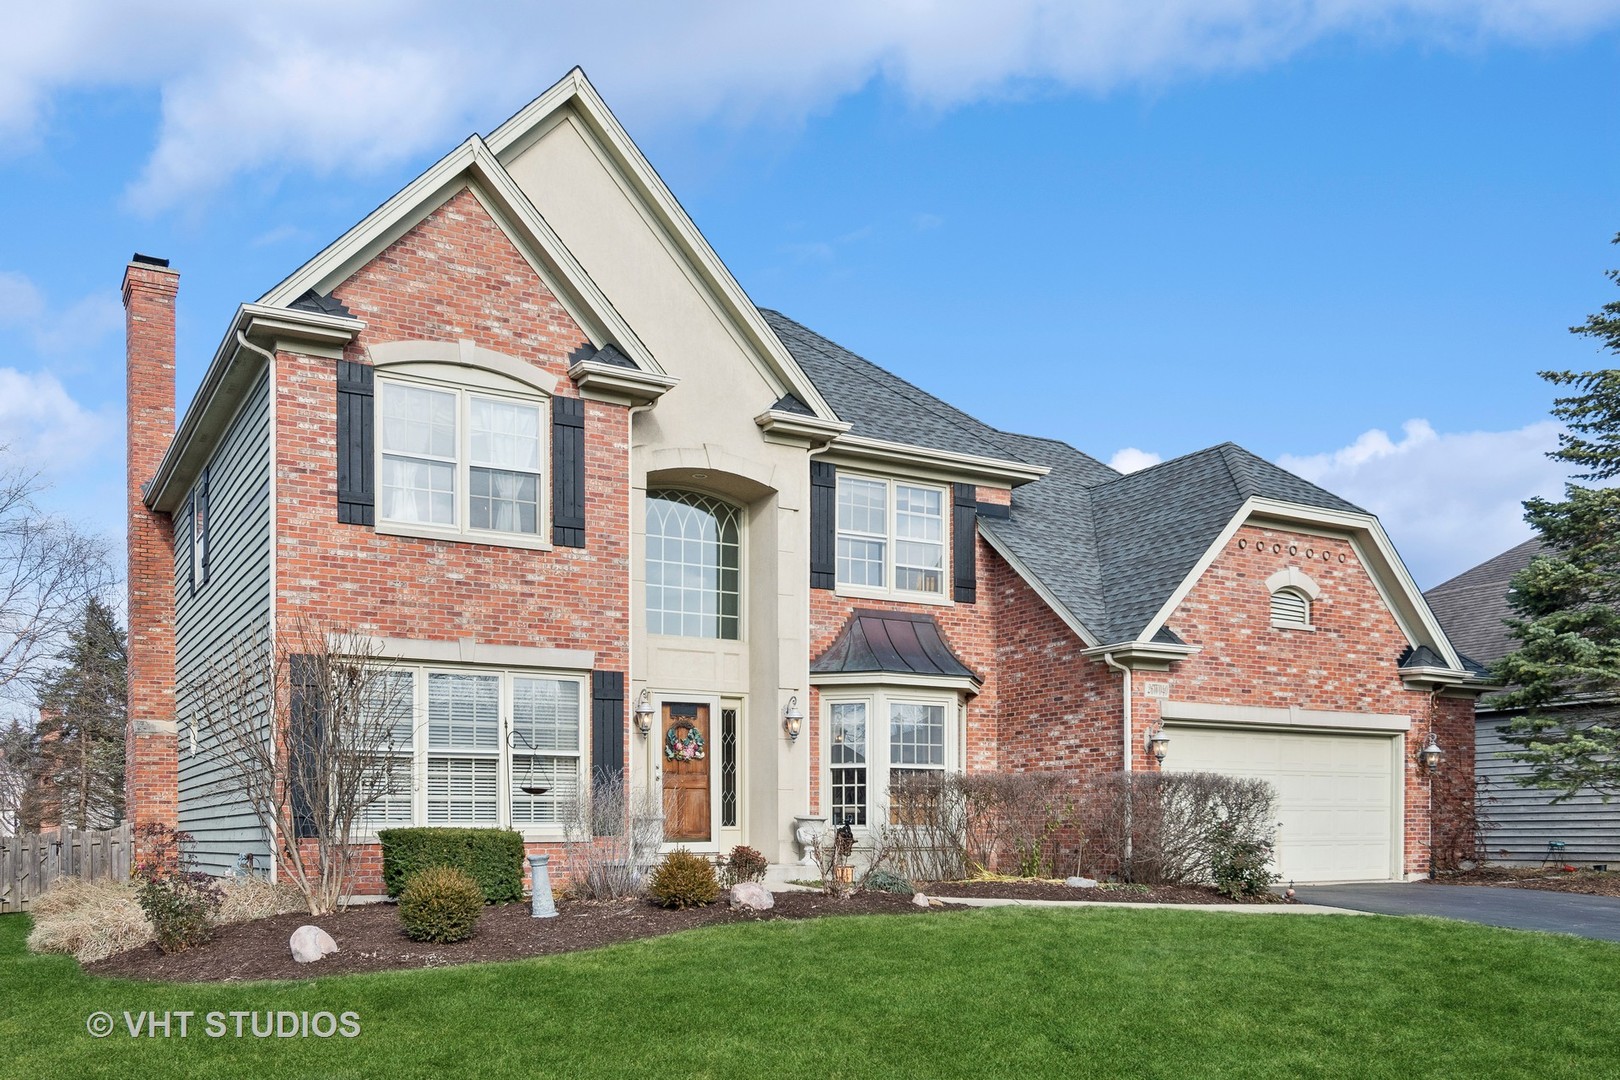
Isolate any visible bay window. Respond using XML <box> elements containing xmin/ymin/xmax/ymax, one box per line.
<box><xmin>823</xmin><ymin>689</ymin><xmax>960</xmax><ymax>829</ymax></box>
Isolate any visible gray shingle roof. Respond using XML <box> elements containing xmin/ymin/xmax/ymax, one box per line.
<box><xmin>765</xmin><ymin>309</ymin><xmax>1370</xmax><ymax>645</ymax></box>
<box><xmin>1424</xmin><ymin>538</ymin><xmax>1545</xmax><ymax>667</ymax></box>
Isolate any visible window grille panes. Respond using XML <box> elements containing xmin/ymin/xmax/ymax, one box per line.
<box><xmin>380</xmin><ymin>382</ymin><xmax>458</xmax><ymax>525</ymax></box>
<box><xmin>1271</xmin><ymin>588</ymin><xmax>1310</xmax><ymax>628</ymax></box>
<box><xmin>836</xmin><ymin>477</ymin><xmax>887</xmax><ymax>587</ymax></box>
<box><xmin>426</xmin><ymin>756</ymin><xmax>498</xmax><ymax>823</ymax></box>
<box><xmin>889</xmin><ymin>702</ymin><xmax>946</xmax><ymax>767</ymax></box>
<box><xmin>830</xmin><ymin>702</ymin><xmax>869</xmax><ymax>827</ymax></box>
<box><xmin>893</xmin><ymin>484</ymin><xmax>944</xmax><ymax>593</ymax></box>
<box><xmin>427</xmin><ymin>673</ymin><xmax>501</xmax><ymax>749</ymax></box>
<box><xmin>468</xmin><ymin>395</ymin><xmax>541</xmax><ymax>534</ymax></box>
<box><xmin>720</xmin><ymin>708</ymin><xmax>738</xmax><ymax>828</ymax></box>
<box><xmin>646</xmin><ymin>491</ymin><xmax>741</xmax><ymax>639</ymax></box>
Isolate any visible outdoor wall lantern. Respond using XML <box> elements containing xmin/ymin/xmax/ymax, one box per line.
<box><xmin>1144</xmin><ymin>725</ymin><xmax>1170</xmax><ymax>764</ymax></box>
<box><xmin>634</xmin><ymin>690</ymin><xmax>655</xmax><ymax>737</ymax></box>
<box><xmin>783</xmin><ymin>696</ymin><xmax>805</xmax><ymax>742</ymax></box>
<box><xmin>1418</xmin><ymin>732</ymin><xmax>1444</xmax><ymax>773</ymax></box>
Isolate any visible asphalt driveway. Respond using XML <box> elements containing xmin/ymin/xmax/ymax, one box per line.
<box><xmin>1293</xmin><ymin>882</ymin><xmax>1620</xmax><ymax>942</ymax></box>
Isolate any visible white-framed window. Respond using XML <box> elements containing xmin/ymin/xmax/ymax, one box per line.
<box><xmin>646</xmin><ymin>491</ymin><xmax>742</xmax><ymax>640</ymax></box>
<box><xmin>835</xmin><ymin>474</ymin><xmax>947</xmax><ymax>598</ymax></box>
<box><xmin>357</xmin><ymin>663</ymin><xmax>587</xmax><ymax>835</ymax></box>
<box><xmin>823</xmin><ymin>688</ymin><xmax>960</xmax><ymax>829</ymax></box>
<box><xmin>378</xmin><ymin>374</ymin><xmax>546</xmax><ymax>542</ymax></box>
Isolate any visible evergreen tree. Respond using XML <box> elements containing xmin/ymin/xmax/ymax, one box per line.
<box><xmin>32</xmin><ymin>597</ymin><xmax>127</xmax><ymax>828</ymax></box>
<box><xmin>1495</xmin><ymin>233</ymin><xmax>1620</xmax><ymax>800</ymax></box>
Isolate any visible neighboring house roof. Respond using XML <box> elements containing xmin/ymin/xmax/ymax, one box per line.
<box><xmin>811</xmin><ymin>610</ymin><xmax>980</xmax><ymax>682</ymax></box>
<box><xmin>768</xmin><ymin>310</ymin><xmax>1377</xmax><ymax>647</ymax></box>
<box><xmin>1424</xmin><ymin>538</ymin><xmax>1545</xmax><ymax>668</ymax></box>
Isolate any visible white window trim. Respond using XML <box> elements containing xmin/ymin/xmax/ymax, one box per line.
<box><xmin>374</xmin><ymin>369</ymin><xmax>554</xmax><ymax>552</ymax></box>
<box><xmin>820</xmin><ymin>686</ymin><xmax>963</xmax><ymax>833</ymax></box>
<box><xmin>833</xmin><ymin>471</ymin><xmax>951</xmax><ymax>605</ymax></box>
<box><xmin>354</xmin><ymin>662</ymin><xmax>589</xmax><ymax>842</ymax></box>
<box><xmin>644</xmin><ymin>490</ymin><xmax>747</xmax><ymax>642</ymax></box>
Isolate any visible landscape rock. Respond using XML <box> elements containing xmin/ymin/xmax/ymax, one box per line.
<box><xmin>912</xmin><ymin>892</ymin><xmax>930</xmax><ymax>908</ymax></box>
<box><xmin>289</xmin><ymin>924</ymin><xmax>339</xmax><ymax>963</ymax></box>
<box><xmin>1065</xmin><ymin>877</ymin><xmax>1099</xmax><ymax>889</ymax></box>
<box><xmin>729</xmin><ymin>882</ymin><xmax>775</xmax><ymax>911</ymax></box>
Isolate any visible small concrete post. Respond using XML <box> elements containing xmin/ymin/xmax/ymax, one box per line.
<box><xmin>528</xmin><ymin>854</ymin><xmax>558</xmax><ymax>919</ymax></box>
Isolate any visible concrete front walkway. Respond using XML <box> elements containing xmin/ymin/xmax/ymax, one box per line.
<box><xmin>1292</xmin><ymin>882</ymin><xmax>1620</xmax><ymax>942</ymax></box>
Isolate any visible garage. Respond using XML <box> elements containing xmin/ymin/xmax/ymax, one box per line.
<box><xmin>1165</xmin><ymin>724</ymin><xmax>1401</xmax><ymax>883</ymax></box>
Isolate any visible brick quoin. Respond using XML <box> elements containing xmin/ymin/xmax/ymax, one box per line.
<box><xmin>273</xmin><ymin>189</ymin><xmax>631</xmax><ymax>890</ymax></box>
<box><xmin>123</xmin><ymin>259</ymin><xmax>180</xmax><ymax>857</ymax></box>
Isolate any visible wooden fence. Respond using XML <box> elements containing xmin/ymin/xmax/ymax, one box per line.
<box><xmin>0</xmin><ymin>822</ymin><xmax>133</xmax><ymax>913</ymax></box>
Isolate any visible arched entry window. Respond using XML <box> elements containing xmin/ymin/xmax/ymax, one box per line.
<box><xmin>646</xmin><ymin>491</ymin><xmax>741</xmax><ymax>639</ymax></box>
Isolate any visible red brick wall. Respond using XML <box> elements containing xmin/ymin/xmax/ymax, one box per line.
<box><xmin>1164</xmin><ymin>523</ymin><xmax>1474</xmax><ymax>874</ymax></box>
<box><xmin>271</xmin><ymin>189</ymin><xmax>632</xmax><ymax>892</ymax></box>
<box><xmin>123</xmin><ymin>261</ymin><xmax>180</xmax><ymax>852</ymax></box>
<box><xmin>807</xmin><ymin>485</ymin><xmax>1008</xmax><ymax>813</ymax></box>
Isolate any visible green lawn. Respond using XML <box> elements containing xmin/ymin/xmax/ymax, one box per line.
<box><xmin>2</xmin><ymin>907</ymin><xmax>1615</xmax><ymax>1079</ymax></box>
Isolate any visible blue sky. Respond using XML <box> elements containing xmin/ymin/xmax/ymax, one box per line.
<box><xmin>1</xmin><ymin>2</ymin><xmax>1617</xmax><ymax>590</ymax></box>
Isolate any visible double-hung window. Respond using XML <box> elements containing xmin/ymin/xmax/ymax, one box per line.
<box><xmin>379</xmin><ymin>377</ymin><xmax>544</xmax><ymax>541</ymax></box>
<box><xmin>824</xmin><ymin>690</ymin><xmax>958</xmax><ymax>829</ymax></box>
<box><xmin>356</xmin><ymin>665</ymin><xmax>587</xmax><ymax>834</ymax></box>
<box><xmin>835</xmin><ymin>475</ymin><xmax>947</xmax><ymax>598</ymax></box>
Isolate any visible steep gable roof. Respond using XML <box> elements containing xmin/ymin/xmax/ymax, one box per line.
<box><xmin>1424</xmin><ymin>537</ymin><xmax>1545</xmax><ymax>667</ymax></box>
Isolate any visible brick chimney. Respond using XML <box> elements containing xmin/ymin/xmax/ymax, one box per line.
<box><xmin>123</xmin><ymin>254</ymin><xmax>179</xmax><ymax>848</ymax></box>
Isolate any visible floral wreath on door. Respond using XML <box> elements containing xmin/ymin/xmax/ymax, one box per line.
<box><xmin>665</xmin><ymin>722</ymin><xmax>705</xmax><ymax>760</ymax></box>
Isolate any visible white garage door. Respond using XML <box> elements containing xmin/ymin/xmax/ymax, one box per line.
<box><xmin>1166</xmin><ymin>725</ymin><xmax>1398</xmax><ymax>883</ymax></box>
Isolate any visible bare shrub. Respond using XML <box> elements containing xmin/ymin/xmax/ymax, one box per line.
<box><xmin>879</xmin><ymin>771</ymin><xmax>1085</xmax><ymax>882</ymax></box>
<box><xmin>1084</xmin><ymin>771</ymin><xmax>1277</xmax><ymax>885</ymax></box>
<box><xmin>26</xmin><ymin>878</ymin><xmax>152</xmax><ymax>963</ymax></box>
<box><xmin>562</xmin><ymin>772</ymin><xmax>663</xmax><ymax>900</ymax></box>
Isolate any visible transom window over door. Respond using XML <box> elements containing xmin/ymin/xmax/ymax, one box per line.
<box><xmin>378</xmin><ymin>376</ymin><xmax>544</xmax><ymax>539</ymax></box>
<box><xmin>646</xmin><ymin>491</ymin><xmax>741</xmax><ymax>639</ymax></box>
<box><xmin>835</xmin><ymin>475</ymin><xmax>946</xmax><ymax>597</ymax></box>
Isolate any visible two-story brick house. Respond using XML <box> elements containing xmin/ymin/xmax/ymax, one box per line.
<box><xmin>123</xmin><ymin>69</ymin><xmax>1486</xmax><ymax>889</ymax></box>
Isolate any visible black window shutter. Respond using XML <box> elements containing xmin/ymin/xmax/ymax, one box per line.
<box><xmin>196</xmin><ymin>466</ymin><xmax>210</xmax><ymax>585</ymax></box>
<box><xmin>335</xmin><ymin>360</ymin><xmax>375</xmax><ymax>526</ymax></box>
<box><xmin>553</xmin><ymin>397</ymin><xmax>586</xmax><ymax>548</ymax></box>
<box><xmin>953</xmin><ymin>482</ymin><xmax>977</xmax><ymax>604</ymax></box>
<box><xmin>810</xmin><ymin>460</ymin><xmax>836</xmax><ymax>590</ymax></box>
<box><xmin>288</xmin><ymin>654</ymin><xmax>324</xmax><ymax>840</ymax></box>
<box><xmin>590</xmin><ymin>671</ymin><xmax>625</xmax><ymax>786</ymax></box>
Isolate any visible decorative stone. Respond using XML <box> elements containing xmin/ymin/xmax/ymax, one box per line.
<box><xmin>912</xmin><ymin>892</ymin><xmax>930</xmax><ymax>908</ymax></box>
<box><xmin>729</xmin><ymin>882</ymin><xmax>775</xmax><ymax>911</ymax></box>
<box><xmin>289</xmin><ymin>925</ymin><xmax>338</xmax><ymax>963</ymax></box>
<box><xmin>1064</xmin><ymin>877</ymin><xmax>1099</xmax><ymax>889</ymax></box>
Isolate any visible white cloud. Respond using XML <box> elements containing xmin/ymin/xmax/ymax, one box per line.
<box><xmin>1277</xmin><ymin>418</ymin><xmax>1574</xmax><ymax>587</ymax></box>
<box><xmin>1110</xmin><ymin>447</ymin><xmax>1163</xmax><ymax>473</ymax></box>
<box><xmin>4</xmin><ymin>1</ymin><xmax>1619</xmax><ymax>211</ymax></box>
<box><xmin>0</xmin><ymin>270</ymin><xmax>122</xmax><ymax>358</ymax></box>
<box><xmin>0</xmin><ymin>367</ymin><xmax>118</xmax><ymax>471</ymax></box>
<box><xmin>0</xmin><ymin>272</ymin><xmax>45</xmax><ymax>325</ymax></box>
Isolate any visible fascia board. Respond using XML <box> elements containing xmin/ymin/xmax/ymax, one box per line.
<box><xmin>147</xmin><ymin>305</ymin><xmax>365</xmax><ymax>512</ymax></box>
<box><xmin>976</xmin><ymin>522</ymin><xmax>1102</xmax><ymax>648</ymax></box>
<box><xmin>488</xmin><ymin>70</ymin><xmax>841</xmax><ymax>423</ymax></box>
<box><xmin>568</xmin><ymin>360</ymin><xmax>678</xmax><ymax>406</ymax></box>
<box><xmin>809</xmin><ymin>670</ymin><xmax>982</xmax><ymax>695</ymax></box>
<box><xmin>754</xmin><ymin>410</ymin><xmax>851</xmax><ymax>448</ymax></box>
<box><xmin>821</xmin><ymin>434</ymin><xmax>1050</xmax><ymax>489</ymax></box>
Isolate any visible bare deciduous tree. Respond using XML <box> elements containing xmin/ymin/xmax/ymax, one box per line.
<box><xmin>0</xmin><ymin>452</ymin><xmax>115</xmax><ymax>707</ymax></box>
<box><xmin>192</xmin><ymin>620</ymin><xmax>409</xmax><ymax>915</ymax></box>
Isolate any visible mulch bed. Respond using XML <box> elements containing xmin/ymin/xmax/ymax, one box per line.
<box><xmin>922</xmin><ymin>879</ymin><xmax>1273</xmax><ymax>904</ymax></box>
<box><xmin>86</xmin><ymin>891</ymin><xmax>940</xmax><ymax>983</ymax></box>
<box><xmin>1433</xmin><ymin>867</ymin><xmax>1620</xmax><ymax>898</ymax></box>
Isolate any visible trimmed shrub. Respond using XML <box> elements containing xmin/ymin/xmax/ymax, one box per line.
<box><xmin>719</xmin><ymin>845</ymin><xmax>769</xmax><ymax>888</ymax></box>
<box><xmin>1084</xmin><ymin>771</ymin><xmax>1278</xmax><ymax>887</ymax></box>
<box><xmin>398</xmin><ymin>866</ymin><xmax>485</xmax><ymax>943</ymax></box>
<box><xmin>647</xmin><ymin>848</ymin><xmax>720</xmax><ymax>909</ymax></box>
<box><xmin>1210</xmin><ymin>821</ymin><xmax>1280</xmax><ymax>900</ymax></box>
<box><xmin>379</xmin><ymin>827</ymin><xmax>525</xmax><ymax>902</ymax></box>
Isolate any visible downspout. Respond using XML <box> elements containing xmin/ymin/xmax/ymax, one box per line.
<box><xmin>237</xmin><ymin>331</ymin><xmax>279</xmax><ymax>883</ymax></box>
<box><xmin>1426</xmin><ymin>685</ymin><xmax>1443</xmax><ymax>881</ymax></box>
<box><xmin>1102</xmin><ymin>651</ymin><xmax>1133</xmax><ymax>874</ymax></box>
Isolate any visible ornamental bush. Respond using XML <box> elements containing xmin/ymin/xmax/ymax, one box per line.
<box><xmin>132</xmin><ymin>823</ymin><xmax>223</xmax><ymax>954</ymax></box>
<box><xmin>1210</xmin><ymin>821</ymin><xmax>1280</xmax><ymax>900</ymax></box>
<box><xmin>647</xmin><ymin>848</ymin><xmax>720</xmax><ymax>909</ymax></box>
<box><xmin>397</xmin><ymin>865</ymin><xmax>485</xmax><ymax>943</ymax></box>
<box><xmin>378</xmin><ymin>827</ymin><xmax>525</xmax><ymax>902</ymax></box>
<box><xmin>719</xmin><ymin>845</ymin><xmax>769</xmax><ymax>888</ymax></box>
<box><xmin>861</xmin><ymin>869</ymin><xmax>915</xmax><ymax>895</ymax></box>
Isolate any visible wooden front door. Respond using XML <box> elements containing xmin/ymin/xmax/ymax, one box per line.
<box><xmin>661</xmin><ymin>703</ymin><xmax>711</xmax><ymax>843</ymax></box>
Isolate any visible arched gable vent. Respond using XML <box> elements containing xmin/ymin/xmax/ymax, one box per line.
<box><xmin>1265</xmin><ymin>567</ymin><xmax>1321</xmax><ymax>631</ymax></box>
